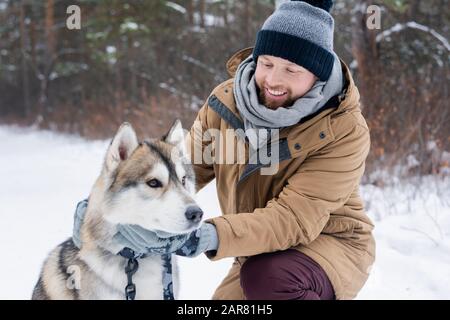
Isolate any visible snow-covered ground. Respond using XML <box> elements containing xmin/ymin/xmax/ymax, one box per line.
<box><xmin>0</xmin><ymin>125</ymin><xmax>449</xmax><ymax>300</ymax></box>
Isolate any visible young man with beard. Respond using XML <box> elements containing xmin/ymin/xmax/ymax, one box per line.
<box><xmin>175</xmin><ymin>0</ymin><xmax>376</xmax><ymax>300</ymax></box>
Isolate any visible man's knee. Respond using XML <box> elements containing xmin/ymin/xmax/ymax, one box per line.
<box><xmin>239</xmin><ymin>250</ymin><xmax>334</xmax><ymax>300</ymax></box>
<box><xmin>240</xmin><ymin>251</ymin><xmax>304</xmax><ymax>300</ymax></box>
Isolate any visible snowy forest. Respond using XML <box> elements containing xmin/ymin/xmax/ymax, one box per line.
<box><xmin>0</xmin><ymin>0</ymin><xmax>449</xmax><ymax>180</ymax></box>
<box><xmin>0</xmin><ymin>0</ymin><xmax>450</xmax><ymax>300</ymax></box>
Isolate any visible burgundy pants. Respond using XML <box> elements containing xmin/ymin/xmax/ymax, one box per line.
<box><xmin>240</xmin><ymin>250</ymin><xmax>335</xmax><ymax>300</ymax></box>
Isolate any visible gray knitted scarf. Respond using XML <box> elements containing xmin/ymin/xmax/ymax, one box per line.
<box><xmin>234</xmin><ymin>53</ymin><xmax>344</xmax><ymax>149</ymax></box>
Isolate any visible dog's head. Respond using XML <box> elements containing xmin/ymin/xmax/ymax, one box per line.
<box><xmin>90</xmin><ymin>121</ymin><xmax>202</xmax><ymax>236</ymax></box>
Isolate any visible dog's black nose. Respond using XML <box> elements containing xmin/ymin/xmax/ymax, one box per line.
<box><xmin>185</xmin><ymin>206</ymin><xmax>203</xmax><ymax>223</ymax></box>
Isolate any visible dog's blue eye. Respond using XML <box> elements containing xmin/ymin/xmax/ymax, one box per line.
<box><xmin>147</xmin><ymin>179</ymin><xmax>162</xmax><ymax>188</ymax></box>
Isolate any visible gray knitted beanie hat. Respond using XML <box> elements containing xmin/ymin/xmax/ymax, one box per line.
<box><xmin>253</xmin><ymin>0</ymin><xmax>335</xmax><ymax>81</ymax></box>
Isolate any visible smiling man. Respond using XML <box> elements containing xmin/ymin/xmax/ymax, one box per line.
<box><xmin>180</xmin><ymin>0</ymin><xmax>376</xmax><ymax>300</ymax></box>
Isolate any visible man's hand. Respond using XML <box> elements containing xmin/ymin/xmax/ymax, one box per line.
<box><xmin>175</xmin><ymin>223</ymin><xmax>219</xmax><ymax>258</ymax></box>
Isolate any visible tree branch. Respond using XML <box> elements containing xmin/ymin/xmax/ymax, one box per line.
<box><xmin>376</xmin><ymin>21</ymin><xmax>450</xmax><ymax>52</ymax></box>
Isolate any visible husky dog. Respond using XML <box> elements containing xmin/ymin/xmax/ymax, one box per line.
<box><xmin>32</xmin><ymin>121</ymin><xmax>202</xmax><ymax>300</ymax></box>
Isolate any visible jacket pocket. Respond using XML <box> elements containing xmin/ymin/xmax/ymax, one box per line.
<box><xmin>322</xmin><ymin>216</ymin><xmax>360</xmax><ymax>239</ymax></box>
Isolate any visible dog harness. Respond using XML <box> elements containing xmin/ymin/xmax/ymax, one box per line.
<box><xmin>118</xmin><ymin>248</ymin><xmax>174</xmax><ymax>300</ymax></box>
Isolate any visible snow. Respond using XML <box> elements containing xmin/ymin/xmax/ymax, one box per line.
<box><xmin>275</xmin><ymin>0</ymin><xmax>287</xmax><ymax>8</ymax></box>
<box><xmin>0</xmin><ymin>126</ymin><xmax>449</xmax><ymax>300</ymax></box>
<box><xmin>166</xmin><ymin>1</ymin><xmax>187</xmax><ymax>15</ymax></box>
<box><xmin>376</xmin><ymin>21</ymin><xmax>450</xmax><ymax>52</ymax></box>
<box><xmin>349</xmin><ymin>60</ymin><xmax>358</xmax><ymax>70</ymax></box>
<box><xmin>106</xmin><ymin>46</ymin><xmax>117</xmax><ymax>54</ymax></box>
<box><xmin>120</xmin><ymin>21</ymin><xmax>139</xmax><ymax>33</ymax></box>
<box><xmin>359</xmin><ymin>180</ymin><xmax>450</xmax><ymax>299</ymax></box>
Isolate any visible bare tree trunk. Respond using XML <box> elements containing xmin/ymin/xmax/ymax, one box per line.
<box><xmin>199</xmin><ymin>0</ymin><xmax>205</xmax><ymax>28</ymax></box>
<box><xmin>244</xmin><ymin>1</ymin><xmax>253</xmax><ymax>45</ymax></box>
<box><xmin>223</xmin><ymin>0</ymin><xmax>229</xmax><ymax>27</ymax></box>
<box><xmin>40</xmin><ymin>0</ymin><xmax>55</xmax><ymax>114</ymax></box>
<box><xmin>19</xmin><ymin>0</ymin><xmax>30</xmax><ymax>118</ymax></box>
<box><xmin>186</xmin><ymin>0</ymin><xmax>194</xmax><ymax>25</ymax></box>
<box><xmin>45</xmin><ymin>0</ymin><xmax>55</xmax><ymax>57</ymax></box>
<box><xmin>351</xmin><ymin>0</ymin><xmax>381</xmax><ymax>117</ymax></box>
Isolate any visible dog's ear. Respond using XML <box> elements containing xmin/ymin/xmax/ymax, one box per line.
<box><xmin>163</xmin><ymin>119</ymin><xmax>187</xmax><ymax>155</ymax></box>
<box><xmin>105</xmin><ymin>122</ymin><xmax>139</xmax><ymax>173</ymax></box>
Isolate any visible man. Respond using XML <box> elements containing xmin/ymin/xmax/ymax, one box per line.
<box><xmin>74</xmin><ymin>0</ymin><xmax>375</xmax><ymax>300</ymax></box>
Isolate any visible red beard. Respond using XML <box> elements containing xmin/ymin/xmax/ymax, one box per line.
<box><xmin>257</xmin><ymin>86</ymin><xmax>295</xmax><ymax>110</ymax></box>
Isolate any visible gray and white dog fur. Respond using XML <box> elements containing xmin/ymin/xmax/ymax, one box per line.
<box><xmin>32</xmin><ymin>121</ymin><xmax>201</xmax><ymax>300</ymax></box>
